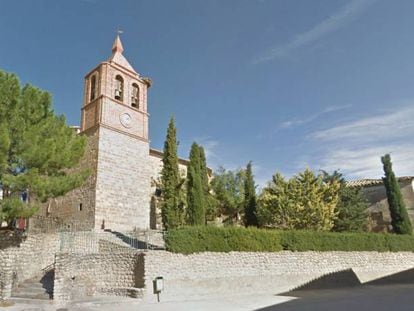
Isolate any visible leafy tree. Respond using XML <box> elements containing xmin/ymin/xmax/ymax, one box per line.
<box><xmin>381</xmin><ymin>154</ymin><xmax>412</xmax><ymax>234</ymax></box>
<box><xmin>321</xmin><ymin>170</ymin><xmax>368</xmax><ymax>232</ymax></box>
<box><xmin>160</xmin><ymin>117</ymin><xmax>183</xmax><ymax>230</ymax></box>
<box><xmin>243</xmin><ymin>161</ymin><xmax>258</xmax><ymax>227</ymax></box>
<box><xmin>210</xmin><ymin>167</ymin><xmax>245</xmax><ymax>225</ymax></box>
<box><xmin>186</xmin><ymin>143</ymin><xmax>205</xmax><ymax>225</ymax></box>
<box><xmin>0</xmin><ymin>70</ymin><xmax>88</xmax><ymax>227</ymax></box>
<box><xmin>257</xmin><ymin>169</ymin><xmax>339</xmax><ymax>231</ymax></box>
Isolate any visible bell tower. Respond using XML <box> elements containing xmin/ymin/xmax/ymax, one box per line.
<box><xmin>81</xmin><ymin>34</ymin><xmax>151</xmax><ymax>141</ymax></box>
<box><xmin>81</xmin><ymin>35</ymin><xmax>152</xmax><ymax>231</ymax></box>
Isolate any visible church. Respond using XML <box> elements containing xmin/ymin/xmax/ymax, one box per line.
<box><xmin>30</xmin><ymin>35</ymin><xmax>189</xmax><ymax>232</ymax></box>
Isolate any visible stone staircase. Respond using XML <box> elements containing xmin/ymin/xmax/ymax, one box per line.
<box><xmin>104</xmin><ymin>229</ymin><xmax>165</xmax><ymax>250</ymax></box>
<box><xmin>12</xmin><ymin>270</ymin><xmax>54</xmax><ymax>300</ymax></box>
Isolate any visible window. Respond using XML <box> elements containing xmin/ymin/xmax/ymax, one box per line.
<box><xmin>131</xmin><ymin>83</ymin><xmax>139</xmax><ymax>108</ymax></box>
<box><xmin>115</xmin><ymin>75</ymin><xmax>124</xmax><ymax>101</ymax></box>
<box><xmin>78</xmin><ymin>203</ymin><xmax>83</xmax><ymax>212</ymax></box>
<box><xmin>90</xmin><ymin>75</ymin><xmax>97</xmax><ymax>101</ymax></box>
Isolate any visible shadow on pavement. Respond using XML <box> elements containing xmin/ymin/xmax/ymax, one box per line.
<box><xmin>256</xmin><ymin>268</ymin><xmax>414</xmax><ymax>311</ymax></box>
<box><xmin>281</xmin><ymin>269</ymin><xmax>362</xmax><ymax>295</ymax></box>
<box><xmin>365</xmin><ymin>267</ymin><xmax>414</xmax><ymax>286</ymax></box>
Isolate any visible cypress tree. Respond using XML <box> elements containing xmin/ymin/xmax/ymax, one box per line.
<box><xmin>381</xmin><ymin>154</ymin><xmax>412</xmax><ymax>234</ymax></box>
<box><xmin>244</xmin><ymin>161</ymin><xmax>258</xmax><ymax>227</ymax></box>
<box><xmin>186</xmin><ymin>143</ymin><xmax>205</xmax><ymax>225</ymax></box>
<box><xmin>199</xmin><ymin>146</ymin><xmax>209</xmax><ymax>195</ymax></box>
<box><xmin>160</xmin><ymin>117</ymin><xmax>182</xmax><ymax>230</ymax></box>
<box><xmin>198</xmin><ymin>146</ymin><xmax>217</xmax><ymax>222</ymax></box>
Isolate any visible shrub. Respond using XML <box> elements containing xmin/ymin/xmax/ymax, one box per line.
<box><xmin>164</xmin><ymin>226</ymin><xmax>283</xmax><ymax>254</ymax></box>
<box><xmin>164</xmin><ymin>226</ymin><xmax>414</xmax><ymax>254</ymax></box>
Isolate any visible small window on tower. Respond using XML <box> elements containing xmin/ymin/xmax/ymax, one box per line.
<box><xmin>115</xmin><ymin>75</ymin><xmax>124</xmax><ymax>101</ymax></box>
<box><xmin>90</xmin><ymin>75</ymin><xmax>97</xmax><ymax>101</ymax></box>
<box><xmin>131</xmin><ymin>83</ymin><xmax>139</xmax><ymax>108</ymax></box>
<box><xmin>78</xmin><ymin>203</ymin><xmax>83</xmax><ymax>212</ymax></box>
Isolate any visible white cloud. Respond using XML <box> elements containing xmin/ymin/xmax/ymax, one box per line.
<box><xmin>312</xmin><ymin>106</ymin><xmax>414</xmax><ymax>142</ymax></box>
<box><xmin>318</xmin><ymin>145</ymin><xmax>414</xmax><ymax>179</ymax></box>
<box><xmin>279</xmin><ymin>104</ymin><xmax>352</xmax><ymax>129</ymax></box>
<box><xmin>254</xmin><ymin>0</ymin><xmax>377</xmax><ymax>63</ymax></box>
<box><xmin>311</xmin><ymin>104</ymin><xmax>414</xmax><ymax>179</ymax></box>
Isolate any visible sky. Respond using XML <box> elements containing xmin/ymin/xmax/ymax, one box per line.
<box><xmin>1</xmin><ymin>0</ymin><xmax>414</xmax><ymax>186</ymax></box>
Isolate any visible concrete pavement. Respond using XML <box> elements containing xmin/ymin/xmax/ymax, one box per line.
<box><xmin>2</xmin><ymin>294</ymin><xmax>295</xmax><ymax>311</ymax></box>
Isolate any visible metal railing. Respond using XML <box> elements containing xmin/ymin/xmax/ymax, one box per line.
<box><xmin>58</xmin><ymin>230</ymin><xmax>165</xmax><ymax>253</ymax></box>
<box><xmin>28</xmin><ymin>216</ymin><xmax>91</xmax><ymax>233</ymax></box>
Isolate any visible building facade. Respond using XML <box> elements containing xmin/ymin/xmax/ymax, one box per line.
<box><xmin>347</xmin><ymin>176</ymin><xmax>414</xmax><ymax>232</ymax></box>
<box><xmin>31</xmin><ymin>36</ymin><xmax>188</xmax><ymax>232</ymax></box>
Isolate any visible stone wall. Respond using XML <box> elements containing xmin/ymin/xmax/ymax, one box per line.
<box><xmin>363</xmin><ymin>180</ymin><xmax>414</xmax><ymax>232</ymax></box>
<box><xmin>53</xmin><ymin>251</ymin><xmax>144</xmax><ymax>302</ymax></box>
<box><xmin>94</xmin><ymin>126</ymin><xmax>151</xmax><ymax>231</ymax></box>
<box><xmin>0</xmin><ymin>232</ymin><xmax>59</xmax><ymax>300</ymax></box>
<box><xmin>142</xmin><ymin>251</ymin><xmax>414</xmax><ymax>302</ymax></box>
<box><xmin>30</xmin><ymin>127</ymin><xmax>100</xmax><ymax>232</ymax></box>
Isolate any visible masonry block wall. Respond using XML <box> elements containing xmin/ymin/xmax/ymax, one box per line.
<box><xmin>364</xmin><ymin>180</ymin><xmax>414</xmax><ymax>232</ymax></box>
<box><xmin>94</xmin><ymin>126</ymin><xmax>151</xmax><ymax>231</ymax></box>
<box><xmin>0</xmin><ymin>233</ymin><xmax>59</xmax><ymax>300</ymax></box>
<box><xmin>30</xmin><ymin>128</ymin><xmax>100</xmax><ymax>232</ymax></box>
<box><xmin>53</xmin><ymin>251</ymin><xmax>144</xmax><ymax>302</ymax></box>
<box><xmin>142</xmin><ymin>251</ymin><xmax>414</xmax><ymax>302</ymax></box>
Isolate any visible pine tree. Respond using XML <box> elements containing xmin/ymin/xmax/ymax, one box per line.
<box><xmin>381</xmin><ymin>154</ymin><xmax>412</xmax><ymax>234</ymax></box>
<box><xmin>0</xmin><ymin>70</ymin><xmax>88</xmax><ymax>227</ymax></box>
<box><xmin>244</xmin><ymin>161</ymin><xmax>258</xmax><ymax>227</ymax></box>
<box><xmin>186</xmin><ymin>143</ymin><xmax>205</xmax><ymax>225</ymax></box>
<box><xmin>321</xmin><ymin>170</ymin><xmax>368</xmax><ymax>232</ymax></box>
<box><xmin>160</xmin><ymin>117</ymin><xmax>183</xmax><ymax>230</ymax></box>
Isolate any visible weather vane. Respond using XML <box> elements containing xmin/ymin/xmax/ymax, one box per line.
<box><xmin>116</xmin><ymin>27</ymin><xmax>123</xmax><ymax>36</ymax></box>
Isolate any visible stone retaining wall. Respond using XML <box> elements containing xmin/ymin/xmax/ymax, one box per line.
<box><xmin>4</xmin><ymin>232</ymin><xmax>414</xmax><ymax>304</ymax></box>
<box><xmin>53</xmin><ymin>251</ymin><xmax>144</xmax><ymax>302</ymax></box>
<box><xmin>0</xmin><ymin>232</ymin><xmax>59</xmax><ymax>299</ymax></box>
<box><xmin>142</xmin><ymin>251</ymin><xmax>414</xmax><ymax>302</ymax></box>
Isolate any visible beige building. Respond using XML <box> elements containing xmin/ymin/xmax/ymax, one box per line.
<box><xmin>31</xmin><ymin>36</ymin><xmax>189</xmax><ymax>232</ymax></box>
<box><xmin>347</xmin><ymin>176</ymin><xmax>414</xmax><ymax>232</ymax></box>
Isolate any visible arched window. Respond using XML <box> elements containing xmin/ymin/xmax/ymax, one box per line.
<box><xmin>115</xmin><ymin>75</ymin><xmax>124</xmax><ymax>101</ymax></box>
<box><xmin>90</xmin><ymin>75</ymin><xmax>97</xmax><ymax>101</ymax></box>
<box><xmin>131</xmin><ymin>83</ymin><xmax>139</xmax><ymax>108</ymax></box>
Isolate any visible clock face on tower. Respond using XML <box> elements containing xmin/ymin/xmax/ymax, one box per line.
<box><xmin>119</xmin><ymin>112</ymin><xmax>132</xmax><ymax>128</ymax></box>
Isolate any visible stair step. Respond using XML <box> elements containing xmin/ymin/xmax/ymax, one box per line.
<box><xmin>12</xmin><ymin>292</ymin><xmax>51</xmax><ymax>300</ymax></box>
<box><xmin>16</xmin><ymin>288</ymin><xmax>44</xmax><ymax>293</ymax></box>
<box><xmin>18</xmin><ymin>282</ymin><xmax>44</xmax><ymax>289</ymax></box>
<box><xmin>13</xmin><ymin>273</ymin><xmax>53</xmax><ymax>301</ymax></box>
<box><xmin>10</xmin><ymin>297</ymin><xmax>53</xmax><ymax>305</ymax></box>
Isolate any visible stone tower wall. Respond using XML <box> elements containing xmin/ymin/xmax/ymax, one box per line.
<box><xmin>94</xmin><ymin>126</ymin><xmax>151</xmax><ymax>231</ymax></box>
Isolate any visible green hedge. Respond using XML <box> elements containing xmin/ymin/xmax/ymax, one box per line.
<box><xmin>164</xmin><ymin>226</ymin><xmax>414</xmax><ymax>254</ymax></box>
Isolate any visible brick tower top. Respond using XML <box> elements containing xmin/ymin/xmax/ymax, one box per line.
<box><xmin>80</xmin><ymin>35</ymin><xmax>151</xmax><ymax>141</ymax></box>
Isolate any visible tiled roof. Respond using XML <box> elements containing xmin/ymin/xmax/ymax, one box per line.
<box><xmin>346</xmin><ymin>176</ymin><xmax>414</xmax><ymax>187</ymax></box>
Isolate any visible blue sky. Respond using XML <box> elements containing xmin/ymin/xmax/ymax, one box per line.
<box><xmin>1</xmin><ymin>0</ymin><xmax>414</xmax><ymax>185</ymax></box>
